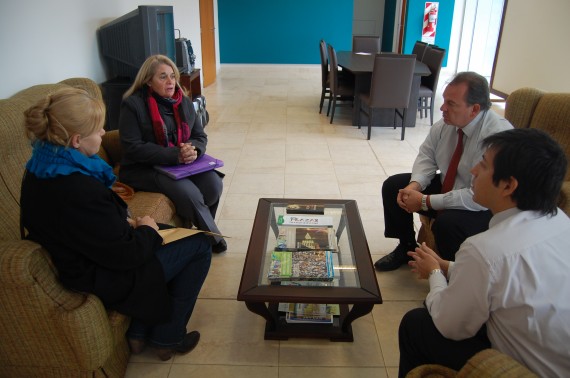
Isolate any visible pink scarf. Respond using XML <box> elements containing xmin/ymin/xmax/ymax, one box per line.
<box><xmin>147</xmin><ymin>87</ymin><xmax>190</xmax><ymax>147</ymax></box>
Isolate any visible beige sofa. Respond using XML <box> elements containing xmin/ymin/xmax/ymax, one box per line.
<box><xmin>0</xmin><ymin>78</ymin><xmax>177</xmax><ymax>377</ymax></box>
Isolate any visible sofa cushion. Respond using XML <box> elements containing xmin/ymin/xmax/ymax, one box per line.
<box><xmin>125</xmin><ymin>191</ymin><xmax>178</xmax><ymax>224</ymax></box>
<box><xmin>530</xmin><ymin>93</ymin><xmax>570</xmax><ymax>180</ymax></box>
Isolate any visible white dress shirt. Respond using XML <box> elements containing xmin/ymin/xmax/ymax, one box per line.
<box><xmin>426</xmin><ymin>207</ymin><xmax>570</xmax><ymax>377</ymax></box>
<box><xmin>410</xmin><ymin>110</ymin><xmax>513</xmax><ymax>210</ymax></box>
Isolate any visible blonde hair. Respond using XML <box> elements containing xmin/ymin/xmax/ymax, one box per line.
<box><xmin>123</xmin><ymin>54</ymin><xmax>181</xmax><ymax>99</ymax></box>
<box><xmin>24</xmin><ymin>87</ymin><xmax>106</xmax><ymax>147</ymax></box>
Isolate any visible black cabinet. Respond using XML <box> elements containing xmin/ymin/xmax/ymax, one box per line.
<box><xmin>101</xmin><ymin>78</ymin><xmax>132</xmax><ymax>131</ymax></box>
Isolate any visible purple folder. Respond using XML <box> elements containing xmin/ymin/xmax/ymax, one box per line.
<box><xmin>154</xmin><ymin>154</ymin><xmax>224</xmax><ymax>180</ymax></box>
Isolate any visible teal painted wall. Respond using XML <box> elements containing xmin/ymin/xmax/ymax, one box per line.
<box><xmin>403</xmin><ymin>0</ymin><xmax>454</xmax><ymax>66</ymax></box>
<box><xmin>382</xmin><ymin>0</ymin><xmax>397</xmax><ymax>52</ymax></box>
<box><xmin>218</xmin><ymin>0</ymin><xmax>353</xmax><ymax>64</ymax></box>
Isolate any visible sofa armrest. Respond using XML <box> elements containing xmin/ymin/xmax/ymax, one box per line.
<box><xmin>58</xmin><ymin>294</ymin><xmax>117</xmax><ymax>370</ymax></box>
<box><xmin>0</xmin><ymin>240</ymin><xmax>127</xmax><ymax>370</ymax></box>
<box><xmin>406</xmin><ymin>363</ymin><xmax>456</xmax><ymax>377</ymax></box>
<box><xmin>505</xmin><ymin>88</ymin><xmax>544</xmax><ymax>129</ymax></box>
<box><xmin>100</xmin><ymin>129</ymin><xmax>123</xmax><ymax>169</ymax></box>
<box><xmin>456</xmin><ymin>349</ymin><xmax>537</xmax><ymax>377</ymax></box>
<box><xmin>406</xmin><ymin>349</ymin><xmax>537</xmax><ymax>378</ymax></box>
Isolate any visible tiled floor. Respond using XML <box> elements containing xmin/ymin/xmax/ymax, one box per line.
<box><xmin>125</xmin><ymin>64</ymin><xmax>453</xmax><ymax>378</ymax></box>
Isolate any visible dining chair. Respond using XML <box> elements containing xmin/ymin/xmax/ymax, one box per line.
<box><xmin>352</xmin><ymin>35</ymin><xmax>381</xmax><ymax>54</ymax></box>
<box><xmin>417</xmin><ymin>45</ymin><xmax>446</xmax><ymax>125</ymax></box>
<box><xmin>358</xmin><ymin>54</ymin><xmax>416</xmax><ymax>140</ymax></box>
<box><xmin>327</xmin><ymin>44</ymin><xmax>355</xmax><ymax>124</ymax></box>
<box><xmin>411</xmin><ymin>40</ymin><xmax>429</xmax><ymax>61</ymax></box>
<box><xmin>319</xmin><ymin>39</ymin><xmax>331</xmax><ymax>114</ymax></box>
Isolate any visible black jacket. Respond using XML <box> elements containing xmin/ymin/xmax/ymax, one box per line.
<box><xmin>118</xmin><ymin>90</ymin><xmax>208</xmax><ymax>190</ymax></box>
<box><xmin>21</xmin><ymin>172</ymin><xmax>170</xmax><ymax>324</ymax></box>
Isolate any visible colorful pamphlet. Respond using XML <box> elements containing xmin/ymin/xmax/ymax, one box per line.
<box><xmin>277</xmin><ymin>215</ymin><xmax>334</xmax><ymax>227</ymax></box>
<box><xmin>276</xmin><ymin>226</ymin><xmax>338</xmax><ymax>252</ymax></box>
<box><xmin>268</xmin><ymin>250</ymin><xmax>334</xmax><ymax>281</ymax></box>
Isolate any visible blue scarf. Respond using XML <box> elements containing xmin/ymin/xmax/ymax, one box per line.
<box><xmin>26</xmin><ymin>141</ymin><xmax>116</xmax><ymax>188</ymax></box>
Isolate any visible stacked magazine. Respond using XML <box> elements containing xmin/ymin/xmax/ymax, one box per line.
<box><xmin>278</xmin><ymin>303</ymin><xmax>340</xmax><ymax>324</ymax></box>
<box><xmin>268</xmin><ymin>250</ymin><xmax>334</xmax><ymax>281</ymax></box>
<box><xmin>268</xmin><ymin>207</ymin><xmax>337</xmax><ymax>282</ymax></box>
<box><xmin>275</xmin><ymin>226</ymin><xmax>338</xmax><ymax>252</ymax></box>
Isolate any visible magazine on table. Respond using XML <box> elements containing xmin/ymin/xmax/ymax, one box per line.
<box><xmin>277</xmin><ymin>214</ymin><xmax>334</xmax><ymax>227</ymax></box>
<box><xmin>267</xmin><ymin>250</ymin><xmax>334</xmax><ymax>281</ymax></box>
<box><xmin>278</xmin><ymin>303</ymin><xmax>340</xmax><ymax>324</ymax></box>
<box><xmin>275</xmin><ymin>226</ymin><xmax>338</xmax><ymax>252</ymax></box>
<box><xmin>285</xmin><ymin>204</ymin><xmax>325</xmax><ymax>214</ymax></box>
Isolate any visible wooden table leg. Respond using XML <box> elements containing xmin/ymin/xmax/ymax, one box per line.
<box><xmin>341</xmin><ymin>303</ymin><xmax>374</xmax><ymax>333</ymax></box>
<box><xmin>245</xmin><ymin>301</ymin><xmax>276</xmax><ymax>330</ymax></box>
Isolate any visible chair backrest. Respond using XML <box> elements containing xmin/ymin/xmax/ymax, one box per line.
<box><xmin>327</xmin><ymin>44</ymin><xmax>340</xmax><ymax>94</ymax></box>
<box><xmin>319</xmin><ymin>39</ymin><xmax>328</xmax><ymax>87</ymax></box>
<box><xmin>505</xmin><ymin>87</ymin><xmax>544</xmax><ymax>129</ymax></box>
<box><xmin>369</xmin><ymin>54</ymin><xmax>416</xmax><ymax>108</ymax></box>
<box><xmin>421</xmin><ymin>46</ymin><xmax>446</xmax><ymax>91</ymax></box>
<box><xmin>412</xmin><ymin>41</ymin><xmax>429</xmax><ymax>61</ymax></box>
<box><xmin>352</xmin><ymin>35</ymin><xmax>381</xmax><ymax>54</ymax></box>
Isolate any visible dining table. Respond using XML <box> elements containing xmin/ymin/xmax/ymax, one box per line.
<box><xmin>336</xmin><ymin>51</ymin><xmax>431</xmax><ymax>128</ymax></box>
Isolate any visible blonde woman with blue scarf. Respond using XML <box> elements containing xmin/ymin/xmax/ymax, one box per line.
<box><xmin>20</xmin><ymin>87</ymin><xmax>211</xmax><ymax>361</ymax></box>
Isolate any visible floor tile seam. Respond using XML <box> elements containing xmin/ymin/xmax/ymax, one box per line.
<box><xmin>274</xmin><ymin>362</ymin><xmax>387</xmax><ymax>368</ymax></box>
<box><xmin>367</xmin><ymin>141</ymin><xmax>390</xmax><ymax>178</ymax></box>
<box><xmin>224</xmin><ymin>131</ymin><xmax>254</xmax><ymax>195</ymax></box>
<box><xmin>169</xmin><ymin>363</ymin><xmax>282</xmax><ymax>369</ymax></box>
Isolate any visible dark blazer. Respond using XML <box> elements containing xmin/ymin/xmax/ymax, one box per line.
<box><xmin>118</xmin><ymin>90</ymin><xmax>208</xmax><ymax>190</ymax></box>
<box><xmin>21</xmin><ymin>172</ymin><xmax>170</xmax><ymax>324</ymax></box>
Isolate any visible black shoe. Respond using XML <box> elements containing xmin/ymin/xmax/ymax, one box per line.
<box><xmin>374</xmin><ymin>244</ymin><xmax>414</xmax><ymax>271</ymax></box>
<box><xmin>155</xmin><ymin>331</ymin><xmax>200</xmax><ymax>361</ymax></box>
<box><xmin>212</xmin><ymin>239</ymin><xmax>227</xmax><ymax>253</ymax></box>
<box><xmin>128</xmin><ymin>338</ymin><xmax>146</xmax><ymax>354</ymax></box>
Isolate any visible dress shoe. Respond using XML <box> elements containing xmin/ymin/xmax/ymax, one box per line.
<box><xmin>128</xmin><ymin>338</ymin><xmax>146</xmax><ymax>354</ymax></box>
<box><xmin>374</xmin><ymin>243</ymin><xmax>414</xmax><ymax>271</ymax></box>
<box><xmin>155</xmin><ymin>331</ymin><xmax>200</xmax><ymax>361</ymax></box>
<box><xmin>212</xmin><ymin>239</ymin><xmax>227</xmax><ymax>253</ymax></box>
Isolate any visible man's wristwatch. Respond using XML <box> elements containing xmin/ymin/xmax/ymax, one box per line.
<box><xmin>421</xmin><ymin>195</ymin><xmax>429</xmax><ymax>211</ymax></box>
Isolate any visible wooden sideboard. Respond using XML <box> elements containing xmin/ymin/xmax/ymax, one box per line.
<box><xmin>180</xmin><ymin>69</ymin><xmax>202</xmax><ymax>99</ymax></box>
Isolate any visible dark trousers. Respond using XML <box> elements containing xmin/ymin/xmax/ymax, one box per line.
<box><xmin>398</xmin><ymin>307</ymin><xmax>491</xmax><ymax>377</ymax></box>
<box><xmin>155</xmin><ymin>169</ymin><xmax>224</xmax><ymax>243</ymax></box>
<box><xmin>382</xmin><ymin>173</ymin><xmax>492</xmax><ymax>260</ymax></box>
<box><xmin>127</xmin><ymin>233</ymin><xmax>211</xmax><ymax>347</ymax></box>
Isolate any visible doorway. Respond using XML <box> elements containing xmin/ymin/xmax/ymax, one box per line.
<box><xmin>199</xmin><ymin>0</ymin><xmax>216</xmax><ymax>87</ymax></box>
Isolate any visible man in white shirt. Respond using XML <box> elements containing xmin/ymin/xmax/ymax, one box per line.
<box><xmin>399</xmin><ymin>128</ymin><xmax>570</xmax><ymax>377</ymax></box>
<box><xmin>375</xmin><ymin>72</ymin><xmax>513</xmax><ymax>271</ymax></box>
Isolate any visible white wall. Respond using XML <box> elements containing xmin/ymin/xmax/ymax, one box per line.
<box><xmin>492</xmin><ymin>0</ymin><xmax>570</xmax><ymax>95</ymax></box>
<box><xmin>0</xmin><ymin>0</ymin><xmax>203</xmax><ymax>98</ymax></box>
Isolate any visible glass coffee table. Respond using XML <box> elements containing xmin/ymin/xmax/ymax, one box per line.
<box><xmin>237</xmin><ymin>198</ymin><xmax>382</xmax><ymax>342</ymax></box>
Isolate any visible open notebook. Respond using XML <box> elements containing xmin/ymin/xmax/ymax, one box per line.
<box><xmin>154</xmin><ymin>154</ymin><xmax>224</xmax><ymax>180</ymax></box>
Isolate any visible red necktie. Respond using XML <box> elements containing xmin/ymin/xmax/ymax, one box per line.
<box><xmin>441</xmin><ymin>129</ymin><xmax>464</xmax><ymax>193</ymax></box>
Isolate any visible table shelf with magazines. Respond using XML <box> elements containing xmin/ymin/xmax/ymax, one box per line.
<box><xmin>237</xmin><ymin>198</ymin><xmax>382</xmax><ymax>341</ymax></box>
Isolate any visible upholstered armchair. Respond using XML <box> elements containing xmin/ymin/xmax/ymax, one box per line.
<box><xmin>0</xmin><ymin>78</ymin><xmax>131</xmax><ymax>377</ymax></box>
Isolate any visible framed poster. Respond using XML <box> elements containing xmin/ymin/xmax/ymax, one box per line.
<box><xmin>422</xmin><ymin>2</ymin><xmax>439</xmax><ymax>44</ymax></box>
